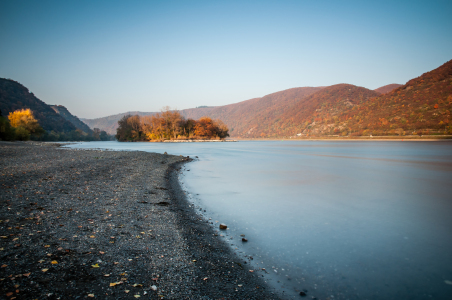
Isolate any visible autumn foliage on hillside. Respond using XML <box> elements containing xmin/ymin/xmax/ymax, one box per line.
<box><xmin>325</xmin><ymin>59</ymin><xmax>452</xmax><ymax>136</ymax></box>
<box><xmin>246</xmin><ymin>84</ymin><xmax>380</xmax><ymax>138</ymax></box>
<box><xmin>236</xmin><ymin>60</ymin><xmax>452</xmax><ymax>138</ymax></box>
<box><xmin>115</xmin><ymin>108</ymin><xmax>229</xmax><ymax>142</ymax></box>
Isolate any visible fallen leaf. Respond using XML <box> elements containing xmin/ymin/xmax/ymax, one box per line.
<box><xmin>51</xmin><ymin>261</ymin><xmax>58</xmax><ymax>265</ymax></box>
<box><xmin>114</xmin><ymin>262</ymin><xmax>119</xmax><ymax>265</ymax></box>
<box><xmin>88</xmin><ymin>294</ymin><xmax>94</xmax><ymax>297</ymax></box>
<box><xmin>134</xmin><ymin>295</ymin><xmax>140</xmax><ymax>298</ymax></box>
<box><xmin>249</xmin><ymin>270</ymin><xmax>254</xmax><ymax>273</ymax></box>
<box><xmin>99</xmin><ymin>251</ymin><xmax>105</xmax><ymax>254</ymax></box>
<box><xmin>6</xmin><ymin>292</ymin><xmax>13</xmax><ymax>297</ymax></box>
<box><xmin>44</xmin><ymin>245</ymin><xmax>50</xmax><ymax>248</ymax></box>
<box><xmin>103</xmin><ymin>274</ymin><xmax>110</xmax><ymax>277</ymax></box>
<box><xmin>203</xmin><ymin>277</ymin><xmax>208</xmax><ymax>281</ymax></box>
<box><xmin>91</xmin><ymin>264</ymin><xmax>99</xmax><ymax>268</ymax></box>
<box><xmin>42</xmin><ymin>269</ymin><xmax>48</xmax><ymax>272</ymax></box>
<box><xmin>90</xmin><ymin>235</ymin><xmax>95</xmax><ymax>238</ymax></box>
<box><xmin>132</xmin><ymin>284</ymin><xmax>143</xmax><ymax>287</ymax></box>
<box><xmin>1</xmin><ymin>265</ymin><xmax>7</xmax><ymax>268</ymax></box>
<box><xmin>23</xmin><ymin>273</ymin><xmax>31</xmax><ymax>277</ymax></box>
<box><xmin>125</xmin><ymin>290</ymin><xmax>130</xmax><ymax>293</ymax></box>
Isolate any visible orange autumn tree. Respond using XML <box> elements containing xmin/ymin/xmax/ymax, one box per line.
<box><xmin>116</xmin><ymin>108</ymin><xmax>230</xmax><ymax>141</ymax></box>
<box><xmin>8</xmin><ymin>109</ymin><xmax>45</xmax><ymax>140</ymax></box>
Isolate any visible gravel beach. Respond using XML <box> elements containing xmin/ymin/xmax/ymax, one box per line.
<box><xmin>0</xmin><ymin>142</ymin><xmax>282</xmax><ymax>299</ymax></box>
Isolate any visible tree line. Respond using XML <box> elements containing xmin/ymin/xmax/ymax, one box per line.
<box><xmin>115</xmin><ymin>108</ymin><xmax>229</xmax><ymax>142</ymax></box>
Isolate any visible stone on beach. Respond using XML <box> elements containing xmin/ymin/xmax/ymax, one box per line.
<box><xmin>219</xmin><ymin>223</ymin><xmax>228</xmax><ymax>230</ymax></box>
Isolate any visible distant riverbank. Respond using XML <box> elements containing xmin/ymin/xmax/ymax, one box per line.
<box><xmin>233</xmin><ymin>135</ymin><xmax>452</xmax><ymax>142</ymax></box>
<box><xmin>162</xmin><ymin>139</ymin><xmax>237</xmax><ymax>142</ymax></box>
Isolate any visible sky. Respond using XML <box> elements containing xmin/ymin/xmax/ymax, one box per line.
<box><xmin>1</xmin><ymin>0</ymin><xmax>451</xmax><ymax>119</ymax></box>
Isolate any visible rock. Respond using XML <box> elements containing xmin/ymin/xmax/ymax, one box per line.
<box><xmin>150</xmin><ymin>285</ymin><xmax>157</xmax><ymax>291</ymax></box>
<box><xmin>240</xmin><ymin>234</ymin><xmax>245</xmax><ymax>237</ymax></box>
<box><xmin>299</xmin><ymin>291</ymin><xmax>307</xmax><ymax>296</ymax></box>
<box><xmin>242</xmin><ymin>238</ymin><xmax>248</xmax><ymax>242</ymax></box>
<box><xmin>219</xmin><ymin>223</ymin><xmax>227</xmax><ymax>230</ymax></box>
<box><xmin>164</xmin><ymin>152</ymin><xmax>167</xmax><ymax>155</ymax></box>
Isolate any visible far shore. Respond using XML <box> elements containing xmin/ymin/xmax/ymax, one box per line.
<box><xmin>162</xmin><ymin>139</ymin><xmax>237</xmax><ymax>142</ymax></box>
<box><xmin>232</xmin><ymin>135</ymin><xmax>452</xmax><ymax>142</ymax></box>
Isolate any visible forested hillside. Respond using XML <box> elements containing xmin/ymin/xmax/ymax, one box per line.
<box><xmin>0</xmin><ymin>78</ymin><xmax>76</xmax><ymax>132</ymax></box>
<box><xmin>83</xmin><ymin>87</ymin><xmax>323</xmax><ymax>135</ymax></box>
<box><xmin>82</xmin><ymin>59</ymin><xmax>452</xmax><ymax>138</ymax></box>
<box><xmin>340</xmin><ymin>59</ymin><xmax>452</xmax><ymax>136</ymax></box>
<box><xmin>50</xmin><ymin>105</ymin><xmax>92</xmax><ymax>134</ymax></box>
<box><xmin>250</xmin><ymin>84</ymin><xmax>380</xmax><ymax>138</ymax></box>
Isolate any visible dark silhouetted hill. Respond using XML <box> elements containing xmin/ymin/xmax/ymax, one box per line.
<box><xmin>0</xmin><ymin>78</ymin><xmax>76</xmax><ymax>132</ymax></box>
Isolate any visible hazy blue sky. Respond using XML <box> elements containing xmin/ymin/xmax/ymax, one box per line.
<box><xmin>1</xmin><ymin>0</ymin><xmax>451</xmax><ymax>119</ymax></box>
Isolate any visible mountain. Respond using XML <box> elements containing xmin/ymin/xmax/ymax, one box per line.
<box><xmin>50</xmin><ymin>105</ymin><xmax>93</xmax><ymax>134</ymax></box>
<box><xmin>81</xmin><ymin>111</ymin><xmax>158</xmax><ymax>135</ymax></box>
<box><xmin>339</xmin><ymin>59</ymin><xmax>452</xmax><ymax>136</ymax></box>
<box><xmin>374</xmin><ymin>84</ymin><xmax>403</xmax><ymax>94</ymax></box>
<box><xmin>254</xmin><ymin>84</ymin><xmax>380</xmax><ymax>137</ymax></box>
<box><xmin>82</xmin><ymin>59</ymin><xmax>452</xmax><ymax>138</ymax></box>
<box><xmin>0</xmin><ymin>78</ymin><xmax>77</xmax><ymax>132</ymax></box>
<box><xmin>82</xmin><ymin>87</ymin><xmax>324</xmax><ymax>135</ymax></box>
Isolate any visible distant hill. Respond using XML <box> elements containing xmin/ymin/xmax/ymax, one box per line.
<box><xmin>339</xmin><ymin>59</ymin><xmax>452</xmax><ymax>136</ymax></box>
<box><xmin>0</xmin><ymin>78</ymin><xmax>77</xmax><ymax>132</ymax></box>
<box><xmin>82</xmin><ymin>59</ymin><xmax>452</xmax><ymax>138</ymax></box>
<box><xmin>81</xmin><ymin>111</ymin><xmax>158</xmax><ymax>135</ymax></box>
<box><xmin>50</xmin><ymin>105</ymin><xmax>92</xmax><ymax>134</ymax></box>
<box><xmin>82</xmin><ymin>87</ymin><xmax>324</xmax><ymax>135</ymax></box>
<box><xmin>254</xmin><ymin>84</ymin><xmax>380</xmax><ymax>137</ymax></box>
<box><xmin>374</xmin><ymin>84</ymin><xmax>403</xmax><ymax>94</ymax></box>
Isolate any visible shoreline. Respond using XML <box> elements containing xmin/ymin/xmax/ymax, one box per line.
<box><xmin>0</xmin><ymin>142</ymin><xmax>282</xmax><ymax>299</ymax></box>
<box><xmin>232</xmin><ymin>136</ymin><xmax>452</xmax><ymax>142</ymax></box>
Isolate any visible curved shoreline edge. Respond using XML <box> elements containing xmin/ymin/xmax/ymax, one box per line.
<box><xmin>165</xmin><ymin>160</ymin><xmax>284</xmax><ymax>299</ymax></box>
<box><xmin>0</xmin><ymin>141</ymin><xmax>283</xmax><ymax>299</ymax></box>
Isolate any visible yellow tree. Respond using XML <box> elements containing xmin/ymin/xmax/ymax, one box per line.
<box><xmin>8</xmin><ymin>109</ymin><xmax>44</xmax><ymax>135</ymax></box>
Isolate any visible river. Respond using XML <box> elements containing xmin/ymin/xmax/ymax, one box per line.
<box><xmin>65</xmin><ymin>140</ymin><xmax>452</xmax><ymax>299</ymax></box>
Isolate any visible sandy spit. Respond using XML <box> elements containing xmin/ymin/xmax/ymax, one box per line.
<box><xmin>0</xmin><ymin>142</ymin><xmax>282</xmax><ymax>299</ymax></box>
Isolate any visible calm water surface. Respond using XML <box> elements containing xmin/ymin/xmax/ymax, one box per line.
<box><xmin>65</xmin><ymin>141</ymin><xmax>452</xmax><ymax>299</ymax></box>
